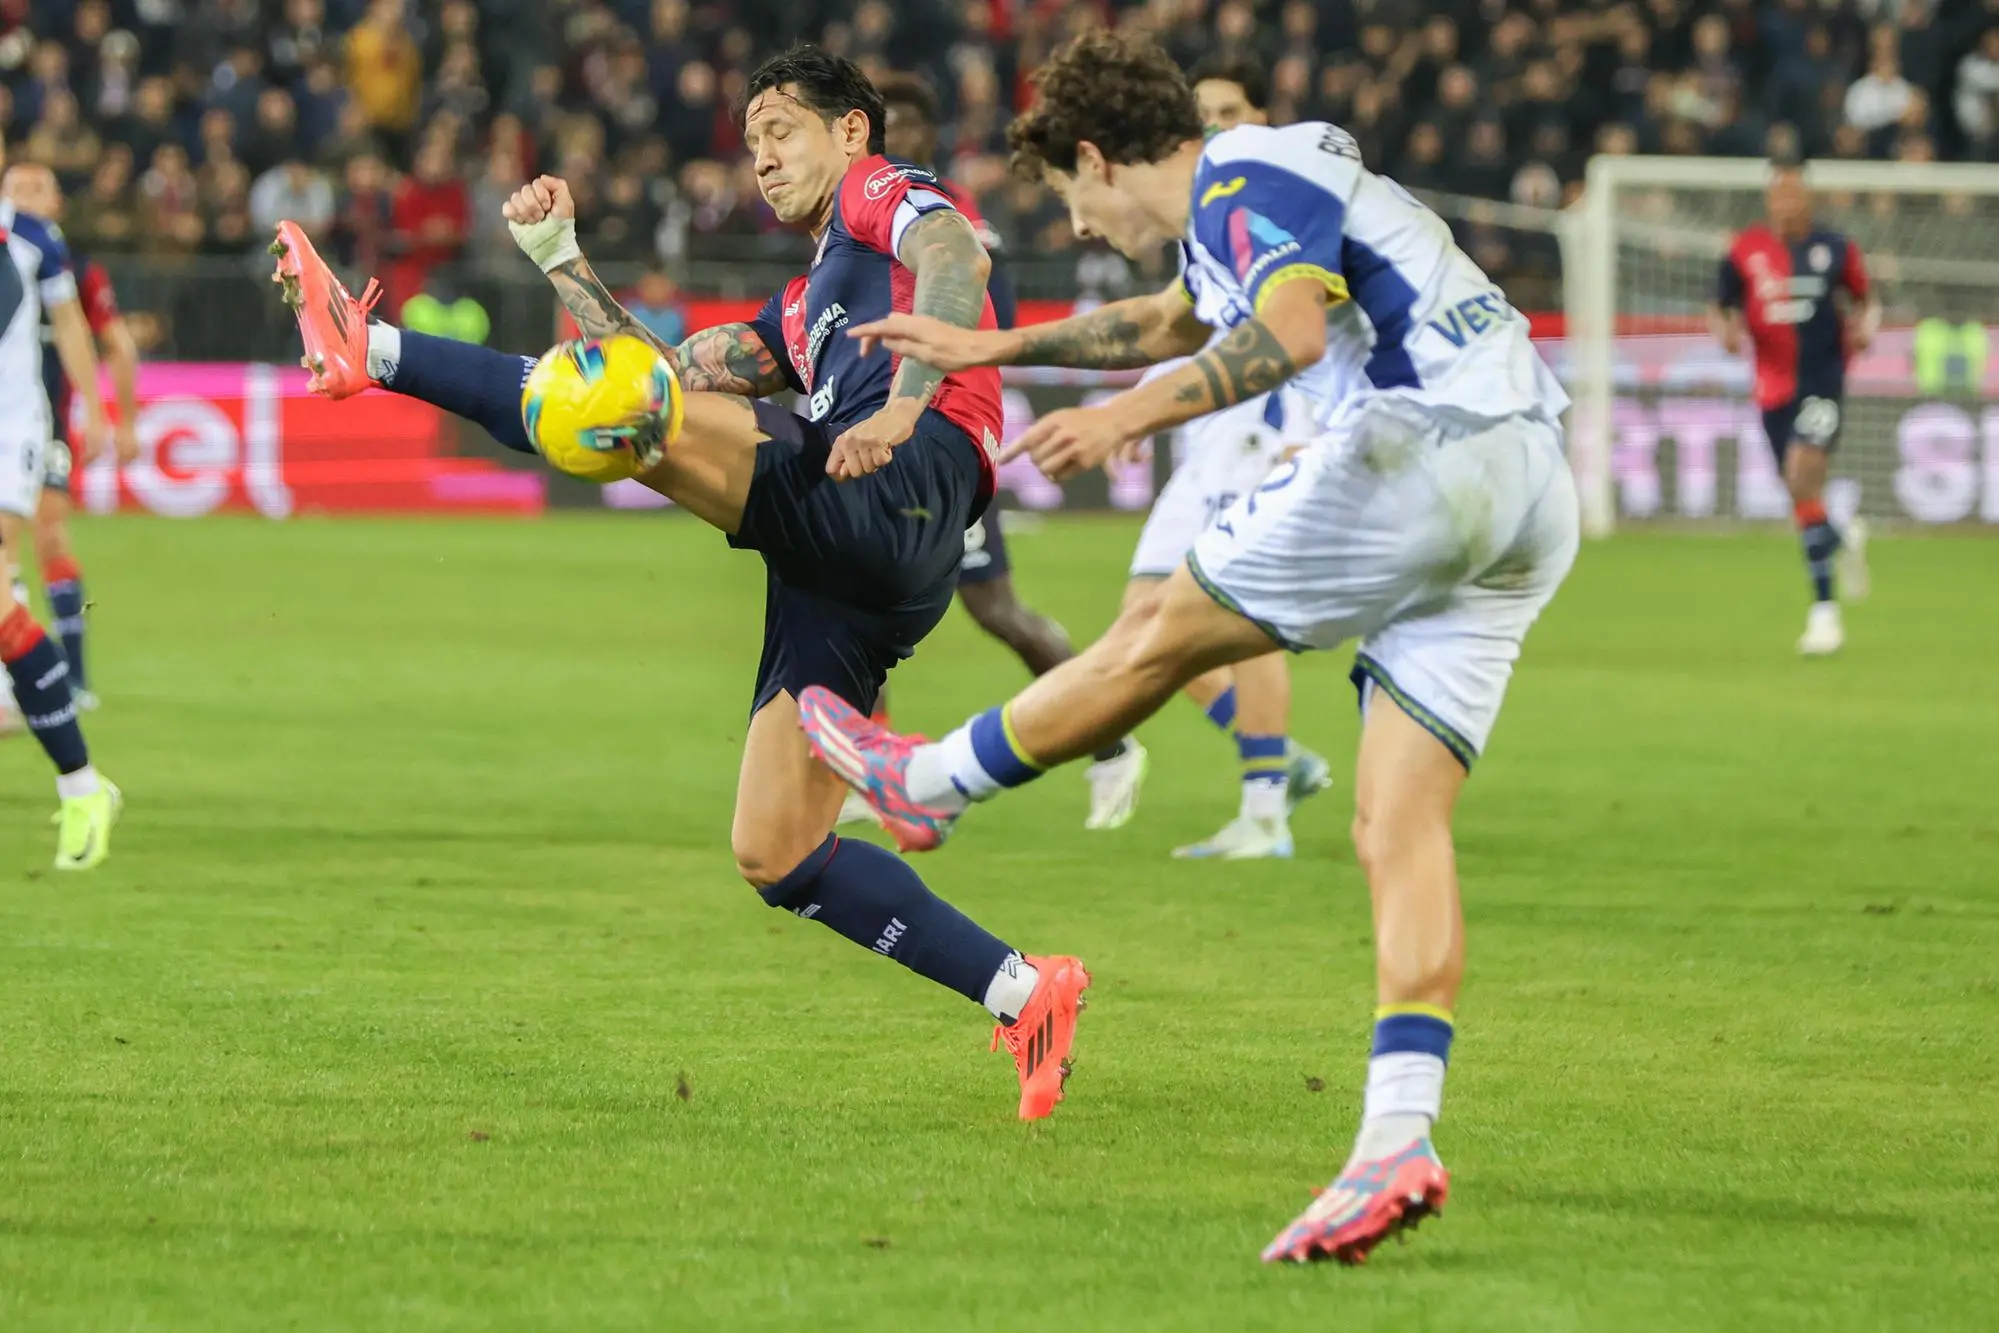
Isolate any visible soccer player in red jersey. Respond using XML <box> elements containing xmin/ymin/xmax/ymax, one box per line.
<box><xmin>271</xmin><ymin>47</ymin><xmax>1087</xmax><ymax>1119</ymax></box>
<box><xmin>1710</xmin><ymin>162</ymin><xmax>1878</xmax><ymax>655</ymax></box>
<box><xmin>3</xmin><ymin>163</ymin><xmax>142</xmax><ymax>710</ymax></box>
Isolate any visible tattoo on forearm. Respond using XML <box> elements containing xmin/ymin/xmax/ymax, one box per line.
<box><xmin>1169</xmin><ymin>318</ymin><xmax>1298</xmax><ymax>414</ymax></box>
<box><xmin>892</xmin><ymin>211</ymin><xmax>991</xmax><ymax>408</ymax></box>
<box><xmin>548</xmin><ymin>259</ymin><xmax>670</xmax><ymax>355</ymax></box>
<box><xmin>1015</xmin><ymin>301</ymin><xmax>1158</xmax><ymax>369</ymax></box>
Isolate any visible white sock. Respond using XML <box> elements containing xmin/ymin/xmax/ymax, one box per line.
<box><xmin>1240</xmin><ymin>777</ymin><xmax>1287</xmax><ymax>821</ymax></box>
<box><xmin>366</xmin><ymin>322</ymin><xmax>401</xmax><ymax>383</ymax></box>
<box><xmin>1353</xmin><ymin>1051</ymin><xmax>1445</xmax><ymax>1159</ymax></box>
<box><xmin>982</xmin><ymin>951</ymin><xmax>1040</xmax><ymax>1023</ymax></box>
<box><xmin>906</xmin><ymin>724</ymin><xmax>983</xmax><ymax>809</ymax></box>
<box><xmin>56</xmin><ymin>765</ymin><xmax>100</xmax><ymax>800</ymax></box>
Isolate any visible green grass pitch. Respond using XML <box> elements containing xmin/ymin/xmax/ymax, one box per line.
<box><xmin>2</xmin><ymin>514</ymin><xmax>1996</xmax><ymax>1330</ymax></box>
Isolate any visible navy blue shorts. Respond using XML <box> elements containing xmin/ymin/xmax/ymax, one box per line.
<box><xmin>956</xmin><ymin>507</ymin><xmax>1012</xmax><ymax>586</ymax></box>
<box><xmin>1762</xmin><ymin>392</ymin><xmax>1844</xmax><ymax>464</ymax></box>
<box><xmin>736</xmin><ymin>401</ymin><xmax>985</xmax><ymax>717</ymax></box>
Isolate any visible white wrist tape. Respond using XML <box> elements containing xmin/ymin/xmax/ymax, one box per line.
<box><xmin>508</xmin><ymin>215</ymin><xmax>583</xmax><ymax>273</ymax></box>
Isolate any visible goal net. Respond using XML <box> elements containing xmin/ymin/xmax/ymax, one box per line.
<box><xmin>1561</xmin><ymin>157</ymin><xmax>1999</xmax><ymax>536</ymax></box>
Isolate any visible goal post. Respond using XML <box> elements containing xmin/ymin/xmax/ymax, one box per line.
<box><xmin>1561</xmin><ymin>155</ymin><xmax>1999</xmax><ymax>536</ymax></box>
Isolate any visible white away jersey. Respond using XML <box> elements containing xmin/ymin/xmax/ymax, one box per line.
<box><xmin>0</xmin><ymin>200</ymin><xmax>75</xmax><ymax>439</ymax></box>
<box><xmin>1178</xmin><ymin>122</ymin><xmax>1567</xmax><ymax>430</ymax></box>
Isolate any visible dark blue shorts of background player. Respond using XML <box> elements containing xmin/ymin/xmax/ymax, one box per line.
<box><xmin>1760</xmin><ymin>391</ymin><xmax>1844</xmax><ymax>467</ymax></box>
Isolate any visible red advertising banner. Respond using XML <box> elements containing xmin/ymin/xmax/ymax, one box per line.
<box><xmin>70</xmin><ymin>364</ymin><xmax>543</xmax><ymax>517</ymax></box>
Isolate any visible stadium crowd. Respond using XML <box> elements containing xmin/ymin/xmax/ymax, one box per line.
<box><xmin>5</xmin><ymin>0</ymin><xmax>1999</xmax><ymax>303</ymax></box>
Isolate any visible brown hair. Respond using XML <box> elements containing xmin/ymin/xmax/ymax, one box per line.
<box><xmin>1007</xmin><ymin>29</ymin><xmax>1203</xmax><ymax>177</ymax></box>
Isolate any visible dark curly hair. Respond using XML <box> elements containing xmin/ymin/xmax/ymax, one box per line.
<box><xmin>1007</xmin><ymin>30</ymin><xmax>1204</xmax><ymax>178</ymax></box>
<box><xmin>741</xmin><ymin>44</ymin><xmax>886</xmax><ymax>155</ymax></box>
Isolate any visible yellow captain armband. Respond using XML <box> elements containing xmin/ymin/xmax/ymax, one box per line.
<box><xmin>1253</xmin><ymin>265</ymin><xmax>1349</xmax><ymax>314</ymax></box>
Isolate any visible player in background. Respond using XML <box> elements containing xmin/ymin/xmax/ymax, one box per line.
<box><xmin>858</xmin><ymin>72</ymin><xmax>1143</xmax><ymax>832</ymax></box>
<box><xmin>1123</xmin><ymin>54</ymin><xmax>1333</xmax><ymax>860</ymax></box>
<box><xmin>806</xmin><ymin>31</ymin><xmax>1577</xmax><ymax>1262</ymax></box>
<box><xmin>0</xmin><ymin>157</ymin><xmax>120</xmax><ymax>868</ymax></box>
<box><xmin>3</xmin><ymin>164</ymin><xmax>142</xmax><ymax>710</ymax></box>
<box><xmin>271</xmin><ymin>47</ymin><xmax>1088</xmax><ymax>1120</ymax></box>
<box><xmin>1709</xmin><ymin>161</ymin><xmax>1877</xmax><ymax>656</ymax></box>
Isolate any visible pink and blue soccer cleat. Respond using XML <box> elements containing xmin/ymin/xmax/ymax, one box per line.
<box><xmin>1261</xmin><ymin>1138</ymin><xmax>1450</xmax><ymax>1265</ymax></box>
<box><xmin>798</xmin><ymin>685</ymin><xmax>960</xmax><ymax>853</ymax></box>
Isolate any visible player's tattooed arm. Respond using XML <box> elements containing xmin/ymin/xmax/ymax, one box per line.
<box><xmin>670</xmin><ymin>323</ymin><xmax>792</xmax><ymax>397</ymax></box>
<box><xmin>1111</xmin><ymin>278</ymin><xmax>1328</xmax><ymax>436</ymax></box>
<box><xmin>1009</xmin><ymin>283</ymin><xmax>1211</xmax><ymax>369</ymax></box>
<box><xmin>546</xmin><ymin>256</ymin><xmax>789</xmax><ymax>397</ymax></box>
<box><xmin>888</xmin><ymin>210</ymin><xmax>993</xmax><ymax>410</ymax></box>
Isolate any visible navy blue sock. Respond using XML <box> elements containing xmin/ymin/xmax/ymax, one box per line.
<box><xmin>380</xmin><ymin>326</ymin><xmax>537</xmax><ymax>454</ymax></box>
<box><xmin>1</xmin><ymin>608</ymin><xmax>88</xmax><ymax>774</ymax></box>
<box><xmin>1800</xmin><ymin>520</ymin><xmax>1840</xmax><ymax>603</ymax></box>
<box><xmin>1203</xmin><ymin>685</ymin><xmax>1238</xmax><ymax>732</ymax></box>
<box><xmin>44</xmin><ymin>555</ymin><xmax>85</xmax><ymax>690</ymax></box>
<box><xmin>760</xmin><ymin>834</ymin><xmax>1015</xmax><ymax>1005</ymax></box>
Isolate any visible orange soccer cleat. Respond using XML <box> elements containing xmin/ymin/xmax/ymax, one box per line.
<box><xmin>991</xmin><ymin>954</ymin><xmax>1090</xmax><ymax>1120</ymax></box>
<box><xmin>269</xmin><ymin>220</ymin><xmax>381</xmax><ymax>399</ymax></box>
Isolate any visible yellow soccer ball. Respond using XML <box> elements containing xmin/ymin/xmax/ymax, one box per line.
<box><xmin>520</xmin><ymin>334</ymin><xmax>684</xmax><ymax>483</ymax></box>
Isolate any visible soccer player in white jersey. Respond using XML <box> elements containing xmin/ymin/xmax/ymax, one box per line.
<box><xmin>1121</xmin><ymin>54</ymin><xmax>1333</xmax><ymax>860</ymax></box>
<box><xmin>808</xmin><ymin>31</ymin><xmax>1577</xmax><ymax>1264</ymax></box>
<box><xmin>0</xmin><ymin>175</ymin><xmax>119</xmax><ymax>868</ymax></box>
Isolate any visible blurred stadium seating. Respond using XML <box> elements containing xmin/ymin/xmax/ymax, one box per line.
<box><xmin>8</xmin><ymin>0</ymin><xmax>1999</xmax><ymax>358</ymax></box>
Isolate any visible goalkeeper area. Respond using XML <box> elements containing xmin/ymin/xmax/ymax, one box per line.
<box><xmin>3</xmin><ymin>515</ymin><xmax>1995</xmax><ymax>1330</ymax></box>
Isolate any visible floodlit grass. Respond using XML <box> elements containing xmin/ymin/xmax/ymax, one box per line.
<box><xmin>2</xmin><ymin>514</ymin><xmax>1994</xmax><ymax>1330</ymax></box>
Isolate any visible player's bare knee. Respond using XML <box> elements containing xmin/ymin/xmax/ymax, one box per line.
<box><xmin>31</xmin><ymin>515</ymin><xmax>68</xmax><ymax>567</ymax></box>
<box><xmin>734</xmin><ymin>830</ymin><xmax>807</xmax><ymax>891</ymax></box>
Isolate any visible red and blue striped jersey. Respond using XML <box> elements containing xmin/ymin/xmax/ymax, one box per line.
<box><xmin>1716</xmin><ymin>224</ymin><xmax>1870</xmax><ymax>408</ymax></box>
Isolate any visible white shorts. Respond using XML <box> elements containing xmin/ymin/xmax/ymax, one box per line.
<box><xmin>0</xmin><ymin>433</ymin><xmax>48</xmax><ymax>519</ymax></box>
<box><xmin>1188</xmin><ymin>400</ymin><xmax>1579</xmax><ymax>765</ymax></box>
<box><xmin>1129</xmin><ymin>395</ymin><xmax>1300</xmax><ymax>578</ymax></box>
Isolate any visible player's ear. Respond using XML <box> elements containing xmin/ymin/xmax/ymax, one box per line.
<box><xmin>838</xmin><ymin>108</ymin><xmax>872</xmax><ymax>155</ymax></box>
<box><xmin>1074</xmin><ymin>141</ymin><xmax>1108</xmax><ymax>183</ymax></box>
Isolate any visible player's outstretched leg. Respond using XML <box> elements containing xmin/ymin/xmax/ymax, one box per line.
<box><xmin>0</xmin><ymin>601</ymin><xmax>117</xmax><ymax>868</ymax></box>
<box><xmin>742</xmin><ymin>693</ymin><xmax>1088</xmax><ymax>1120</ymax></box>
<box><xmin>1262</xmin><ymin>696</ymin><xmax>1459</xmax><ymax>1264</ymax></box>
<box><xmin>957</xmin><ymin>518</ymin><xmax>1146</xmax><ymax>832</ymax></box>
<box><xmin>800</xmin><ymin>565</ymin><xmax>1277</xmax><ymax>851</ymax></box>
<box><xmin>1779</xmin><ymin>436</ymin><xmax>1853</xmax><ymax>656</ymax></box>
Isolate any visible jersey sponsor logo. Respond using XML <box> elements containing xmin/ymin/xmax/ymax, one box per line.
<box><xmin>1229</xmin><ymin>208</ymin><xmax>1301</xmax><ymax>286</ymax></box>
<box><xmin>808</xmin><ymin>373</ymin><xmax>839</xmax><ymax>421</ymax></box>
<box><xmin>1427</xmin><ymin>292</ymin><xmax>1517</xmax><ymax>348</ymax></box>
<box><xmin>805</xmin><ymin>300</ymin><xmax>850</xmax><ymax>369</ymax></box>
<box><xmin>1199</xmin><ymin>176</ymin><xmax>1248</xmax><ymax>208</ymax></box>
<box><xmin>863</xmin><ymin>164</ymin><xmax>911</xmax><ymax>200</ymax></box>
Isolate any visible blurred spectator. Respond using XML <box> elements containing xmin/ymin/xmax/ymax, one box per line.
<box><xmin>69</xmin><ymin>146</ymin><xmax>140</xmax><ymax>253</ymax></box>
<box><xmin>589</xmin><ymin>168</ymin><xmax>662</xmax><ymax>262</ymax></box>
<box><xmin>268</xmin><ymin>0</ymin><xmax>333</xmax><ymax>88</ymax></box>
<box><xmin>332</xmin><ymin>151</ymin><xmax>395</xmax><ymax>271</ymax></box>
<box><xmin>241</xmin><ymin>90</ymin><xmax>301</xmax><ymax>178</ymax></box>
<box><xmin>140</xmin><ymin>143</ymin><xmax>206</xmax><ymax>256</ymax></box>
<box><xmin>116</xmin><ymin>77</ymin><xmax>179</xmax><ymax>173</ymax></box>
<box><xmin>1955</xmin><ymin>29</ymin><xmax>1999</xmax><ymax>157</ymax></box>
<box><xmin>23</xmin><ymin>91</ymin><xmax>102</xmax><ymax>176</ymax></box>
<box><xmin>345</xmin><ymin>0</ymin><xmax>422</xmax><ymax>149</ymax></box>
<box><xmin>251</xmin><ymin>161</ymin><xmax>336</xmax><ymax>236</ymax></box>
<box><xmin>387</xmin><ymin>136</ymin><xmax>468</xmax><ymax>306</ymax></box>
<box><xmin>1846</xmin><ymin>49</ymin><xmax>1918</xmax><ymax>141</ymax></box>
<box><xmin>623</xmin><ymin>269</ymin><xmax>688</xmax><ymax>344</ymax></box>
